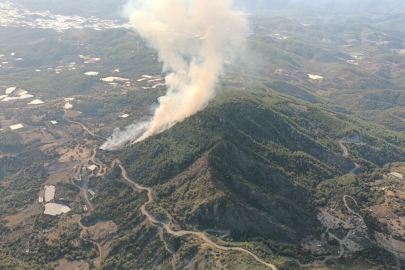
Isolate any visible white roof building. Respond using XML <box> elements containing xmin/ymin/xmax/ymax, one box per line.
<box><xmin>28</xmin><ymin>99</ymin><xmax>45</xmax><ymax>105</ymax></box>
<box><xmin>50</xmin><ymin>121</ymin><xmax>58</xmax><ymax>125</ymax></box>
<box><xmin>44</xmin><ymin>203</ymin><xmax>71</xmax><ymax>216</ymax></box>
<box><xmin>389</xmin><ymin>172</ymin><xmax>404</xmax><ymax>180</ymax></box>
<box><xmin>44</xmin><ymin>185</ymin><xmax>56</xmax><ymax>202</ymax></box>
<box><xmin>308</xmin><ymin>74</ymin><xmax>323</xmax><ymax>80</ymax></box>
<box><xmin>19</xmin><ymin>94</ymin><xmax>34</xmax><ymax>99</ymax></box>
<box><xmin>5</xmin><ymin>87</ymin><xmax>16</xmax><ymax>94</ymax></box>
<box><xmin>84</xmin><ymin>71</ymin><xmax>99</xmax><ymax>76</ymax></box>
<box><xmin>88</xmin><ymin>165</ymin><xmax>97</xmax><ymax>171</ymax></box>
<box><xmin>9</xmin><ymin>124</ymin><xmax>24</xmax><ymax>130</ymax></box>
<box><xmin>101</xmin><ymin>77</ymin><xmax>129</xmax><ymax>82</ymax></box>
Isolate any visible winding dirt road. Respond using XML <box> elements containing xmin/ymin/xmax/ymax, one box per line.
<box><xmin>115</xmin><ymin>160</ymin><xmax>278</xmax><ymax>270</ymax></box>
<box><xmin>338</xmin><ymin>141</ymin><xmax>349</xmax><ymax>158</ymax></box>
<box><xmin>338</xmin><ymin>141</ymin><xmax>360</xmax><ymax>174</ymax></box>
<box><xmin>343</xmin><ymin>195</ymin><xmax>362</xmax><ymax>219</ymax></box>
<box><xmin>78</xmin><ymin>219</ymin><xmax>103</xmax><ymax>268</ymax></box>
<box><xmin>63</xmin><ymin>106</ymin><xmax>106</xmax><ymax>140</ymax></box>
<box><xmin>67</xmin><ymin>114</ymin><xmax>278</xmax><ymax>269</ymax></box>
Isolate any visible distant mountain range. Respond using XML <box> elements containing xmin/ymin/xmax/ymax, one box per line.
<box><xmin>235</xmin><ymin>0</ymin><xmax>405</xmax><ymax>13</ymax></box>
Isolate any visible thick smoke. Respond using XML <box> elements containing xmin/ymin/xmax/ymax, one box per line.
<box><xmin>100</xmin><ymin>0</ymin><xmax>248</xmax><ymax>151</ymax></box>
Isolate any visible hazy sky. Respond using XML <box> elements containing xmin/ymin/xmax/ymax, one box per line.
<box><xmin>235</xmin><ymin>0</ymin><xmax>405</xmax><ymax>13</ymax></box>
<box><xmin>7</xmin><ymin>0</ymin><xmax>405</xmax><ymax>15</ymax></box>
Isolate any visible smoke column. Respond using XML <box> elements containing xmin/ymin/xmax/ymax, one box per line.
<box><xmin>101</xmin><ymin>0</ymin><xmax>248</xmax><ymax>151</ymax></box>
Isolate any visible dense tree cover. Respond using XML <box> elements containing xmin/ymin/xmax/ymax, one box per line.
<box><xmin>0</xmin><ymin>131</ymin><xmax>22</xmax><ymax>152</ymax></box>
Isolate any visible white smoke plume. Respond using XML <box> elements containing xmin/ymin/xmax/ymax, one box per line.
<box><xmin>101</xmin><ymin>0</ymin><xmax>248</xmax><ymax>151</ymax></box>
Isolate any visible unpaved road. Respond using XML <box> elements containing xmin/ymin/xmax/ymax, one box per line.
<box><xmin>78</xmin><ymin>219</ymin><xmax>103</xmax><ymax>268</ymax></box>
<box><xmin>343</xmin><ymin>195</ymin><xmax>362</xmax><ymax>218</ymax></box>
<box><xmin>338</xmin><ymin>141</ymin><xmax>349</xmax><ymax>158</ymax></box>
<box><xmin>338</xmin><ymin>141</ymin><xmax>360</xmax><ymax>174</ymax></box>
<box><xmin>69</xmin><ymin>120</ymin><xmax>106</xmax><ymax>140</ymax></box>
<box><xmin>67</xmin><ymin>117</ymin><xmax>277</xmax><ymax>269</ymax></box>
<box><xmin>63</xmin><ymin>106</ymin><xmax>106</xmax><ymax>140</ymax></box>
<box><xmin>115</xmin><ymin>160</ymin><xmax>278</xmax><ymax>270</ymax></box>
<box><xmin>349</xmin><ymin>163</ymin><xmax>361</xmax><ymax>174</ymax></box>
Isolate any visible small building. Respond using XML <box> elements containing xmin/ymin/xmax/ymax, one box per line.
<box><xmin>389</xmin><ymin>172</ymin><xmax>404</xmax><ymax>180</ymax></box>
<box><xmin>84</xmin><ymin>71</ymin><xmax>99</xmax><ymax>76</ymax></box>
<box><xmin>50</xmin><ymin>120</ymin><xmax>58</xmax><ymax>125</ymax></box>
<box><xmin>44</xmin><ymin>203</ymin><xmax>71</xmax><ymax>216</ymax></box>
<box><xmin>87</xmin><ymin>165</ymin><xmax>97</xmax><ymax>171</ymax></box>
<box><xmin>83</xmin><ymin>205</ymin><xmax>88</xmax><ymax>211</ymax></box>
<box><xmin>9</xmin><ymin>124</ymin><xmax>24</xmax><ymax>130</ymax></box>
<box><xmin>28</xmin><ymin>99</ymin><xmax>45</xmax><ymax>105</ymax></box>
<box><xmin>120</xmin><ymin>114</ymin><xmax>129</xmax><ymax>118</ymax></box>
<box><xmin>5</xmin><ymin>87</ymin><xmax>16</xmax><ymax>94</ymax></box>
<box><xmin>88</xmin><ymin>189</ymin><xmax>95</xmax><ymax>196</ymax></box>
<box><xmin>44</xmin><ymin>185</ymin><xmax>56</xmax><ymax>202</ymax></box>
<box><xmin>19</xmin><ymin>94</ymin><xmax>34</xmax><ymax>99</ymax></box>
<box><xmin>38</xmin><ymin>196</ymin><xmax>44</xmax><ymax>203</ymax></box>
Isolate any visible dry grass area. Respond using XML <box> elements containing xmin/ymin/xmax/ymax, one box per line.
<box><xmin>369</xmin><ymin>178</ymin><xmax>405</xmax><ymax>255</ymax></box>
<box><xmin>55</xmin><ymin>259</ymin><xmax>88</xmax><ymax>270</ymax></box>
<box><xmin>57</xmin><ymin>145</ymin><xmax>92</xmax><ymax>162</ymax></box>
<box><xmin>20</xmin><ymin>128</ymin><xmax>57</xmax><ymax>144</ymax></box>
<box><xmin>46</xmin><ymin>168</ymin><xmax>76</xmax><ymax>185</ymax></box>
<box><xmin>41</xmin><ymin>142</ymin><xmax>60</xmax><ymax>151</ymax></box>
<box><xmin>4</xmin><ymin>203</ymin><xmax>42</xmax><ymax>228</ymax></box>
<box><xmin>390</xmin><ymin>166</ymin><xmax>405</xmax><ymax>175</ymax></box>
<box><xmin>65</xmin><ymin>110</ymin><xmax>82</xmax><ymax>118</ymax></box>
<box><xmin>83</xmin><ymin>221</ymin><xmax>118</xmax><ymax>258</ymax></box>
<box><xmin>318</xmin><ymin>208</ymin><xmax>357</xmax><ymax>230</ymax></box>
<box><xmin>375</xmin><ymin>232</ymin><xmax>405</xmax><ymax>259</ymax></box>
<box><xmin>46</xmin><ymin>232</ymin><xmax>61</xmax><ymax>246</ymax></box>
<box><xmin>370</xmin><ymin>205</ymin><xmax>394</xmax><ymax>219</ymax></box>
<box><xmin>85</xmin><ymin>221</ymin><xmax>118</xmax><ymax>242</ymax></box>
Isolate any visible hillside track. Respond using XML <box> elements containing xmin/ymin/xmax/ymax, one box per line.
<box><xmin>66</xmin><ymin>114</ymin><xmax>278</xmax><ymax>269</ymax></box>
<box><xmin>115</xmin><ymin>159</ymin><xmax>278</xmax><ymax>270</ymax></box>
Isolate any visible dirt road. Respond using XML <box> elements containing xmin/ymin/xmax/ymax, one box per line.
<box><xmin>115</xmin><ymin>160</ymin><xmax>278</xmax><ymax>270</ymax></box>
<box><xmin>66</xmin><ymin>117</ymin><xmax>278</xmax><ymax>269</ymax></box>
<box><xmin>338</xmin><ymin>141</ymin><xmax>361</xmax><ymax>174</ymax></box>
<box><xmin>338</xmin><ymin>141</ymin><xmax>349</xmax><ymax>157</ymax></box>
<box><xmin>78</xmin><ymin>219</ymin><xmax>103</xmax><ymax>268</ymax></box>
<box><xmin>63</xmin><ymin>106</ymin><xmax>106</xmax><ymax>140</ymax></box>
